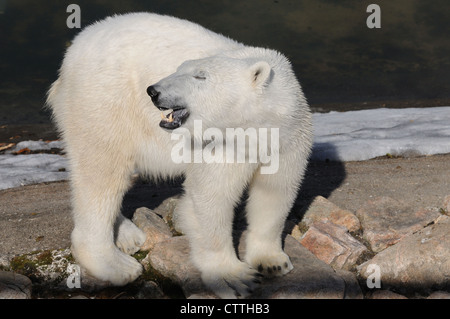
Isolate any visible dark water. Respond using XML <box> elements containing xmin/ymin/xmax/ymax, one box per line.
<box><xmin>1</xmin><ymin>0</ymin><xmax>449</xmax><ymax>125</ymax></box>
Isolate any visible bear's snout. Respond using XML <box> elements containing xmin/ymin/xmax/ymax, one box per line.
<box><xmin>147</xmin><ymin>85</ymin><xmax>160</xmax><ymax>104</ymax></box>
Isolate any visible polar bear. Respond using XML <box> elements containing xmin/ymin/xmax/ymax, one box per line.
<box><xmin>47</xmin><ymin>13</ymin><xmax>312</xmax><ymax>298</ymax></box>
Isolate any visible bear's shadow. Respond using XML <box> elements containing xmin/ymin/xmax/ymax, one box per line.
<box><xmin>121</xmin><ymin>176</ymin><xmax>184</xmax><ymax>219</ymax></box>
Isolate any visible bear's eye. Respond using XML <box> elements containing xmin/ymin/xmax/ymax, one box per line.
<box><xmin>193</xmin><ymin>72</ymin><xmax>206</xmax><ymax>80</ymax></box>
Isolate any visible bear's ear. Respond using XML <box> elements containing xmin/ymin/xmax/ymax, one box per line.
<box><xmin>249</xmin><ymin>61</ymin><xmax>271</xmax><ymax>89</ymax></box>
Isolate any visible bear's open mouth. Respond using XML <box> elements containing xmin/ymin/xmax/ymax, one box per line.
<box><xmin>159</xmin><ymin>107</ymin><xmax>189</xmax><ymax>129</ymax></box>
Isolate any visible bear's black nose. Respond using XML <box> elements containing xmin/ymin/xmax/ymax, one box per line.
<box><xmin>147</xmin><ymin>86</ymin><xmax>160</xmax><ymax>103</ymax></box>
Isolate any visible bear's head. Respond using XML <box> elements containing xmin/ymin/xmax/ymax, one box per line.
<box><xmin>147</xmin><ymin>56</ymin><xmax>273</xmax><ymax>131</ymax></box>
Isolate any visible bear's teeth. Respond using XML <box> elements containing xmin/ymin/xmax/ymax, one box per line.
<box><xmin>160</xmin><ymin>109</ymin><xmax>174</xmax><ymax>122</ymax></box>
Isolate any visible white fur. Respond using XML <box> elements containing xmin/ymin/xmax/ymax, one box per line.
<box><xmin>47</xmin><ymin>13</ymin><xmax>312</xmax><ymax>298</ymax></box>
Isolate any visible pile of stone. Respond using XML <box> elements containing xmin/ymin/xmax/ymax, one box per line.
<box><xmin>1</xmin><ymin>195</ymin><xmax>449</xmax><ymax>299</ymax></box>
<box><xmin>135</xmin><ymin>195</ymin><xmax>450</xmax><ymax>299</ymax></box>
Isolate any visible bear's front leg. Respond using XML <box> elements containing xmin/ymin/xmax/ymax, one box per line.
<box><xmin>179</xmin><ymin>163</ymin><xmax>260</xmax><ymax>298</ymax></box>
<box><xmin>69</xmin><ymin>155</ymin><xmax>144</xmax><ymax>286</ymax></box>
<box><xmin>244</xmin><ymin>151</ymin><xmax>308</xmax><ymax>277</ymax></box>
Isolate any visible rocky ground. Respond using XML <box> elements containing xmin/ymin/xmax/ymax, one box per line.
<box><xmin>1</xmin><ymin>155</ymin><xmax>450</xmax><ymax>299</ymax></box>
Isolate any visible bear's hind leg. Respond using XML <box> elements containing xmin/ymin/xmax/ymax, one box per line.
<box><xmin>115</xmin><ymin>213</ymin><xmax>146</xmax><ymax>255</ymax></box>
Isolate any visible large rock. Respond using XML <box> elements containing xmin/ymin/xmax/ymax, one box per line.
<box><xmin>356</xmin><ymin>196</ymin><xmax>441</xmax><ymax>252</ymax></box>
<box><xmin>285</xmin><ymin>220</ymin><xmax>305</xmax><ymax>242</ymax></box>
<box><xmin>358</xmin><ymin>215</ymin><xmax>450</xmax><ymax>293</ymax></box>
<box><xmin>144</xmin><ymin>236</ymin><xmax>211</xmax><ymax>298</ymax></box>
<box><xmin>146</xmin><ymin>233</ymin><xmax>348</xmax><ymax>299</ymax></box>
<box><xmin>153</xmin><ymin>196</ymin><xmax>183</xmax><ymax>235</ymax></box>
<box><xmin>251</xmin><ymin>236</ymin><xmax>346</xmax><ymax>299</ymax></box>
<box><xmin>335</xmin><ymin>269</ymin><xmax>363</xmax><ymax>299</ymax></box>
<box><xmin>153</xmin><ymin>196</ymin><xmax>180</xmax><ymax>221</ymax></box>
<box><xmin>132</xmin><ymin>207</ymin><xmax>173</xmax><ymax>251</ymax></box>
<box><xmin>300</xmin><ymin>196</ymin><xmax>360</xmax><ymax>232</ymax></box>
<box><xmin>0</xmin><ymin>271</ymin><xmax>32</xmax><ymax>299</ymax></box>
<box><xmin>299</xmin><ymin>221</ymin><xmax>367</xmax><ymax>270</ymax></box>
